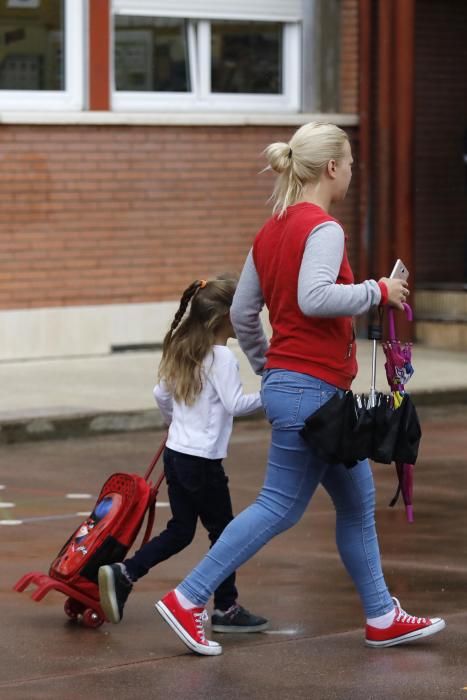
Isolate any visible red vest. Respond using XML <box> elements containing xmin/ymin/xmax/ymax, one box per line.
<box><xmin>253</xmin><ymin>202</ymin><xmax>357</xmax><ymax>390</ymax></box>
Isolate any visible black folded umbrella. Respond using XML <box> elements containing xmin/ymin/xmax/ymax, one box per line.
<box><xmin>299</xmin><ymin>390</ymin><xmax>354</xmax><ymax>466</ymax></box>
<box><xmin>301</xmin><ymin>304</ymin><xmax>422</xmax><ymax>523</ymax></box>
<box><xmin>299</xmin><ymin>389</ymin><xmax>421</xmax><ymax>468</ymax></box>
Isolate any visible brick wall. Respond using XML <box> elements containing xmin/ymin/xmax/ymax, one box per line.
<box><xmin>339</xmin><ymin>0</ymin><xmax>359</xmax><ymax>114</ymax></box>
<box><xmin>0</xmin><ymin>125</ymin><xmax>359</xmax><ymax>311</ymax></box>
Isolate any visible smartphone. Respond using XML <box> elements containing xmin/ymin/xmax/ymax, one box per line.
<box><xmin>389</xmin><ymin>259</ymin><xmax>409</xmax><ymax>280</ymax></box>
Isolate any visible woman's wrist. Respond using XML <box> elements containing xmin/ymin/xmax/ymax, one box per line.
<box><xmin>377</xmin><ymin>280</ymin><xmax>389</xmax><ymax>306</ymax></box>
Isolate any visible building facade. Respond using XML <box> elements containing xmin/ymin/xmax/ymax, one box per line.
<box><xmin>0</xmin><ymin>0</ymin><xmax>465</xmax><ymax>360</ymax></box>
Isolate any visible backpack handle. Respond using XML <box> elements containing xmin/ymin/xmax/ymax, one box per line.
<box><xmin>140</xmin><ymin>435</ymin><xmax>168</xmax><ymax>545</ymax></box>
<box><xmin>143</xmin><ymin>433</ymin><xmax>167</xmax><ymax>481</ymax></box>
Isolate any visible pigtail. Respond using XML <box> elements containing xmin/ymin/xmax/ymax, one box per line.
<box><xmin>162</xmin><ymin>280</ymin><xmax>205</xmax><ymax>354</ymax></box>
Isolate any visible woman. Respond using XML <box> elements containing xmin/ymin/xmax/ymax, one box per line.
<box><xmin>155</xmin><ymin>122</ymin><xmax>445</xmax><ymax>655</ymax></box>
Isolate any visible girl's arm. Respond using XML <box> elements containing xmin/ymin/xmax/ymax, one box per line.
<box><xmin>230</xmin><ymin>249</ymin><xmax>269</xmax><ymax>375</ymax></box>
<box><xmin>153</xmin><ymin>380</ymin><xmax>173</xmax><ymax>425</ymax></box>
<box><xmin>297</xmin><ymin>222</ymin><xmax>384</xmax><ymax>317</ymax></box>
<box><xmin>210</xmin><ymin>354</ymin><xmax>262</xmax><ymax>417</ymax></box>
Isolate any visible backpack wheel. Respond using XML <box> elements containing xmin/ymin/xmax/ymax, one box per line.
<box><xmin>82</xmin><ymin>607</ymin><xmax>105</xmax><ymax>628</ymax></box>
<box><xmin>64</xmin><ymin>597</ymin><xmax>85</xmax><ymax>620</ymax></box>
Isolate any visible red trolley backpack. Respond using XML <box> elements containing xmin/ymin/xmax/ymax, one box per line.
<box><xmin>14</xmin><ymin>437</ymin><xmax>166</xmax><ymax>628</ymax></box>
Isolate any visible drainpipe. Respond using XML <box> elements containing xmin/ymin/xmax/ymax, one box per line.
<box><xmin>358</xmin><ymin>0</ymin><xmax>372</xmax><ymax>284</ymax></box>
<box><xmin>393</xmin><ymin>0</ymin><xmax>415</xmax><ymax>285</ymax></box>
<box><xmin>375</xmin><ymin>0</ymin><xmax>394</xmax><ymax>280</ymax></box>
<box><xmin>393</xmin><ymin>0</ymin><xmax>415</xmax><ymax>340</ymax></box>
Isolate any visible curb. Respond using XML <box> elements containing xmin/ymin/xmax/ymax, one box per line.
<box><xmin>0</xmin><ymin>390</ymin><xmax>465</xmax><ymax>445</ymax></box>
<box><xmin>0</xmin><ymin>407</ymin><xmax>269</xmax><ymax>445</ymax></box>
<box><xmin>410</xmin><ymin>388</ymin><xmax>467</xmax><ymax>406</ymax></box>
<box><xmin>0</xmin><ymin>409</ymin><xmax>165</xmax><ymax>445</ymax></box>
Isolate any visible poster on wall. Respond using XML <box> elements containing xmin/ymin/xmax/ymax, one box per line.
<box><xmin>7</xmin><ymin>1</ymin><xmax>41</xmax><ymax>8</ymax></box>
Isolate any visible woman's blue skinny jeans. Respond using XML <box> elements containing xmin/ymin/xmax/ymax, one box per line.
<box><xmin>178</xmin><ymin>369</ymin><xmax>394</xmax><ymax>618</ymax></box>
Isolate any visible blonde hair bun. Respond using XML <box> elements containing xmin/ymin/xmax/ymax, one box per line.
<box><xmin>264</xmin><ymin>141</ymin><xmax>292</xmax><ymax>174</ymax></box>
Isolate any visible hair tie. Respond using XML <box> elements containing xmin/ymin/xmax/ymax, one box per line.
<box><xmin>199</xmin><ymin>279</ymin><xmax>207</xmax><ymax>288</ymax></box>
<box><xmin>288</xmin><ymin>147</ymin><xmax>293</xmax><ymax>159</ymax></box>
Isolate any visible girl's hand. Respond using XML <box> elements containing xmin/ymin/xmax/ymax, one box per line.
<box><xmin>379</xmin><ymin>277</ymin><xmax>409</xmax><ymax>311</ymax></box>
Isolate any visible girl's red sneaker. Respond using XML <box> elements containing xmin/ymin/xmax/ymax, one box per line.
<box><xmin>365</xmin><ymin>597</ymin><xmax>446</xmax><ymax>648</ymax></box>
<box><xmin>155</xmin><ymin>590</ymin><xmax>222</xmax><ymax>656</ymax></box>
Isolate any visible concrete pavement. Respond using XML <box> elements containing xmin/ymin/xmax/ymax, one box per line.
<box><xmin>1</xmin><ymin>339</ymin><xmax>466</xmax><ymax>443</ymax></box>
<box><xmin>2</xmin><ymin>417</ymin><xmax>467</xmax><ymax>699</ymax></box>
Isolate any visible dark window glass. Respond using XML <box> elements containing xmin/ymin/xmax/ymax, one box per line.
<box><xmin>0</xmin><ymin>0</ymin><xmax>64</xmax><ymax>91</ymax></box>
<box><xmin>114</xmin><ymin>16</ymin><xmax>190</xmax><ymax>92</ymax></box>
<box><xmin>211</xmin><ymin>21</ymin><xmax>282</xmax><ymax>94</ymax></box>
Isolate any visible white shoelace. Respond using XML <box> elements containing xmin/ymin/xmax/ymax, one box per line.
<box><xmin>194</xmin><ymin>609</ymin><xmax>209</xmax><ymax>641</ymax></box>
<box><xmin>392</xmin><ymin>597</ymin><xmax>427</xmax><ymax>625</ymax></box>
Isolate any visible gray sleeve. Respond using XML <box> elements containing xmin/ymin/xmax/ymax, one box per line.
<box><xmin>297</xmin><ymin>222</ymin><xmax>382</xmax><ymax>317</ymax></box>
<box><xmin>230</xmin><ymin>249</ymin><xmax>269</xmax><ymax>375</ymax></box>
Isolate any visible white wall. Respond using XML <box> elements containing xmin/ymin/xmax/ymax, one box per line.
<box><xmin>0</xmin><ymin>301</ymin><xmax>272</xmax><ymax>361</ymax></box>
<box><xmin>0</xmin><ymin>302</ymin><xmax>177</xmax><ymax>361</ymax></box>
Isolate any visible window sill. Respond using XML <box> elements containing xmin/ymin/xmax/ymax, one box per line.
<box><xmin>0</xmin><ymin>110</ymin><xmax>359</xmax><ymax>127</ymax></box>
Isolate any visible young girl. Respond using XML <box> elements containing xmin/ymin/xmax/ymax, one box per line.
<box><xmin>98</xmin><ymin>277</ymin><xmax>267</xmax><ymax>633</ymax></box>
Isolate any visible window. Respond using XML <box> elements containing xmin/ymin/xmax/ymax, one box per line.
<box><xmin>211</xmin><ymin>21</ymin><xmax>282</xmax><ymax>95</ymax></box>
<box><xmin>0</xmin><ymin>0</ymin><xmax>84</xmax><ymax>110</ymax></box>
<box><xmin>112</xmin><ymin>11</ymin><xmax>300</xmax><ymax>112</ymax></box>
<box><xmin>115</xmin><ymin>16</ymin><xmax>191</xmax><ymax>92</ymax></box>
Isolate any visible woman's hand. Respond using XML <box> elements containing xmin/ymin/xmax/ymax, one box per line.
<box><xmin>379</xmin><ymin>277</ymin><xmax>409</xmax><ymax>311</ymax></box>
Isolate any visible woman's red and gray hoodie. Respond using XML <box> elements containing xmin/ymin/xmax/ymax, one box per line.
<box><xmin>231</xmin><ymin>202</ymin><xmax>387</xmax><ymax>391</ymax></box>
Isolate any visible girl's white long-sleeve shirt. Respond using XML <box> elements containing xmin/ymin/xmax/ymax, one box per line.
<box><xmin>153</xmin><ymin>345</ymin><xmax>262</xmax><ymax>460</ymax></box>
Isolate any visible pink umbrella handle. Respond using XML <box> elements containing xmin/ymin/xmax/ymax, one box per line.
<box><xmin>387</xmin><ymin>303</ymin><xmax>413</xmax><ymax>341</ymax></box>
<box><xmin>403</xmin><ymin>302</ymin><xmax>413</xmax><ymax>321</ymax></box>
<box><xmin>388</xmin><ymin>462</ymin><xmax>414</xmax><ymax>523</ymax></box>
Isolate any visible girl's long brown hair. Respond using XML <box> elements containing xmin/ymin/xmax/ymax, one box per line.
<box><xmin>158</xmin><ymin>277</ymin><xmax>237</xmax><ymax>405</ymax></box>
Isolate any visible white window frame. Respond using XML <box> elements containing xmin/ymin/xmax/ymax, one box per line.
<box><xmin>112</xmin><ymin>13</ymin><xmax>301</xmax><ymax>113</ymax></box>
<box><xmin>0</xmin><ymin>0</ymin><xmax>85</xmax><ymax>111</ymax></box>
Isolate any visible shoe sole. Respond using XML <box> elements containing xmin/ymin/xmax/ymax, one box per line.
<box><xmin>211</xmin><ymin>622</ymin><xmax>269</xmax><ymax>633</ymax></box>
<box><xmin>365</xmin><ymin>619</ymin><xmax>446</xmax><ymax>648</ymax></box>
<box><xmin>98</xmin><ymin>566</ymin><xmax>121</xmax><ymax>624</ymax></box>
<box><xmin>155</xmin><ymin>601</ymin><xmax>222</xmax><ymax>656</ymax></box>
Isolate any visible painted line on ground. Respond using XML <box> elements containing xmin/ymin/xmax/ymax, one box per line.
<box><xmin>66</xmin><ymin>493</ymin><xmax>94</xmax><ymax>499</ymax></box>
<box><xmin>0</xmin><ymin>502</ymin><xmax>170</xmax><ymax>525</ymax></box>
<box><xmin>1</xmin><ymin>513</ymin><xmax>85</xmax><ymax>525</ymax></box>
<box><xmin>0</xmin><ymin>502</ymin><xmax>15</xmax><ymax>508</ymax></box>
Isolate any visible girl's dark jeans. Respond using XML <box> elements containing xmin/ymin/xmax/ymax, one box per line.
<box><xmin>124</xmin><ymin>447</ymin><xmax>238</xmax><ymax>611</ymax></box>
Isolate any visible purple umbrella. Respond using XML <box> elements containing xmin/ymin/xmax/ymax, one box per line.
<box><xmin>381</xmin><ymin>303</ymin><xmax>416</xmax><ymax>522</ymax></box>
<box><xmin>382</xmin><ymin>304</ymin><xmax>414</xmax><ymax>393</ymax></box>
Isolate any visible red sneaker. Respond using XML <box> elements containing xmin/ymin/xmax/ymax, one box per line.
<box><xmin>365</xmin><ymin>597</ymin><xmax>446</xmax><ymax>648</ymax></box>
<box><xmin>155</xmin><ymin>590</ymin><xmax>222</xmax><ymax>656</ymax></box>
